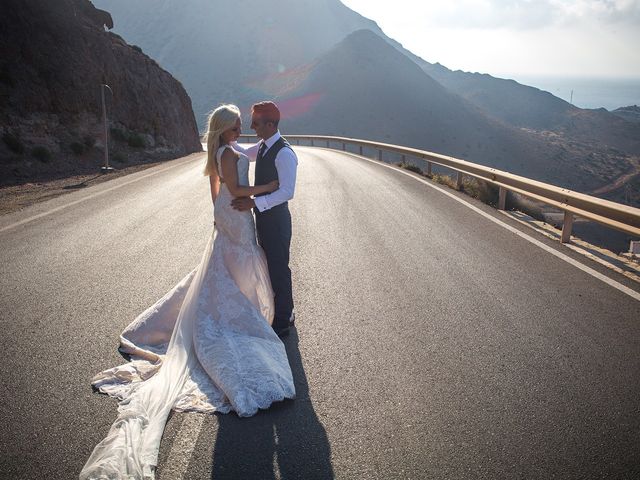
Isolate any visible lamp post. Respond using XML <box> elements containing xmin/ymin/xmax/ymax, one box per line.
<box><xmin>101</xmin><ymin>84</ymin><xmax>114</xmax><ymax>173</ymax></box>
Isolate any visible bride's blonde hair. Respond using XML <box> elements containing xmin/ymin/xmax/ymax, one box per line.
<box><xmin>203</xmin><ymin>104</ymin><xmax>241</xmax><ymax>176</ymax></box>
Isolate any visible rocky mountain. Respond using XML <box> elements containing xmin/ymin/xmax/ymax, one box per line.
<box><xmin>91</xmin><ymin>0</ymin><xmax>389</xmax><ymax>124</ymax></box>
<box><xmin>418</xmin><ymin>63</ymin><xmax>640</xmax><ymax>158</ymax></box>
<box><xmin>420</xmin><ymin>64</ymin><xmax>576</xmax><ymax>130</ymax></box>
<box><xmin>612</xmin><ymin>106</ymin><xmax>640</xmax><ymax>124</ymax></box>
<box><xmin>91</xmin><ymin>0</ymin><xmax>639</xmax><ymax>202</ymax></box>
<box><xmin>0</xmin><ymin>0</ymin><xmax>201</xmax><ymax>186</ymax></box>
<box><xmin>94</xmin><ymin>0</ymin><xmax>640</xmax><ymax>149</ymax></box>
<box><xmin>265</xmin><ymin>30</ymin><xmax>631</xmax><ymax>193</ymax></box>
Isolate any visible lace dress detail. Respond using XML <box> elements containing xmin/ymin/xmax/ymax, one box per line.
<box><xmin>80</xmin><ymin>145</ymin><xmax>295</xmax><ymax>479</ymax></box>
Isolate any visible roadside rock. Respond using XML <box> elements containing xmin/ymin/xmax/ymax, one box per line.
<box><xmin>0</xmin><ymin>0</ymin><xmax>202</xmax><ymax>186</ymax></box>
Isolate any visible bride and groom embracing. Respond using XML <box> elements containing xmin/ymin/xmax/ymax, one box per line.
<box><xmin>80</xmin><ymin>101</ymin><xmax>299</xmax><ymax>479</ymax></box>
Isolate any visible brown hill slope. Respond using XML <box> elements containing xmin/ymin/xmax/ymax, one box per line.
<box><xmin>95</xmin><ymin>0</ymin><xmax>640</xmax><ymax>161</ymax></box>
<box><xmin>0</xmin><ymin>0</ymin><xmax>201</xmax><ymax>186</ymax></box>
<box><xmin>419</xmin><ymin>64</ymin><xmax>640</xmax><ymax>158</ymax></box>
<box><xmin>421</xmin><ymin>66</ymin><xmax>576</xmax><ymax>130</ymax></box>
<box><xmin>612</xmin><ymin>105</ymin><xmax>640</xmax><ymax>124</ymax></box>
<box><xmin>92</xmin><ymin>0</ymin><xmax>387</xmax><ymax>124</ymax></box>
<box><xmin>94</xmin><ymin>0</ymin><xmax>638</xmax><ymax>202</ymax></box>
<box><xmin>268</xmin><ymin>30</ymin><xmax>634</xmax><ymax>194</ymax></box>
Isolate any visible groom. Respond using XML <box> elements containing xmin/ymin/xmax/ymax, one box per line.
<box><xmin>231</xmin><ymin>101</ymin><xmax>298</xmax><ymax>338</ymax></box>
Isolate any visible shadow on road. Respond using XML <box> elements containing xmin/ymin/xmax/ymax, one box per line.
<box><xmin>210</xmin><ymin>329</ymin><xmax>334</xmax><ymax>479</ymax></box>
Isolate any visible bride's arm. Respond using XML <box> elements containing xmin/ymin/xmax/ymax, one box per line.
<box><xmin>209</xmin><ymin>174</ymin><xmax>220</xmax><ymax>205</ymax></box>
<box><xmin>232</xmin><ymin>141</ymin><xmax>259</xmax><ymax>162</ymax></box>
<box><xmin>220</xmin><ymin>148</ymin><xmax>278</xmax><ymax>197</ymax></box>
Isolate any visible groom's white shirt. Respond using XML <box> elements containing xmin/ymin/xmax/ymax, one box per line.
<box><xmin>233</xmin><ymin>130</ymin><xmax>298</xmax><ymax>212</ymax></box>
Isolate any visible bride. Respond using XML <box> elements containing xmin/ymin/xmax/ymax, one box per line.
<box><xmin>80</xmin><ymin>104</ymin><xmax>296</xmax><ymax>479</ymax></box>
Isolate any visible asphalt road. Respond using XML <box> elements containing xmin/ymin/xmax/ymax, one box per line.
<box><xmin>1</xmin><ymin>147</ymin><xmax>638</xmax><ymax>480</ymax></box>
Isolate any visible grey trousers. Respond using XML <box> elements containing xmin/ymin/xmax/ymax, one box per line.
<box><xmin>255</xmin><ymin>204</ymin><xmax>294</xmax><ymax>329</ymax></box>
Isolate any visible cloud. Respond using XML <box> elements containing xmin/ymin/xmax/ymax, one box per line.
<box><xmin>407</xmin><ymin>0</ymin><xmax>640</xmax><ymax>30</ymax></box>
<box><xmin>342</xmin><ymin>0</ymin><xmax>640</xmax><ymax>76</ymax></box>
<box><xmin>424</xmin><ymin>0</ymin><xmax>558</xmax><ymax>30</ymax></box>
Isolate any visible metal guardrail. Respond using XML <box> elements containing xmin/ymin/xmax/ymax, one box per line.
<box><xmin>239</xmin><ymin>134</ymin><xmax>640</xmax><ymax>243</ymax></box>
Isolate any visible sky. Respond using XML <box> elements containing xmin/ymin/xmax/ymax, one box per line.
<box><xmin>340</xmin><ymin>0</ymin><xmax>640</xmax><ymax>80</ymax></box>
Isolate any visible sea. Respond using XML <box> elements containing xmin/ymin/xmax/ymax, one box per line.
<box><xmin>507</xmin><ymin>75</ymin><xmax>640</xmax><ymax>111</ymax></box>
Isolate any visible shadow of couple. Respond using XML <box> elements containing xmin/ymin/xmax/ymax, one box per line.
<box><xmin>204</xmin><ymin>328</ymin><xmax>334</xmax><ymax>479</ymax></box>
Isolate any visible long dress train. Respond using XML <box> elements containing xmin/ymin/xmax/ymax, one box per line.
<box><xmin>80</xmin><ymin>146</ymin><xmax>295</xmax><ymax>479</ymax></box>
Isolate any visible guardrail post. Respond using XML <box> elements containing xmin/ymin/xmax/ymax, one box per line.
<box><xmin>561</xmin><ymin>211</ymin><xmax>573</xmax><ymax>243</ymax></box>
<box><xmin>310</xmin><ymin>139</ymin><xmax>314</xmax><ymax>147</ymax></box>
<box><xmin>498</xmin><ymin>187</ymin><xmax>507</xmax><ymax>210</ymax></box>
<box><xmin>401</xmin><ymin>154</ymin><xmax>406</xmax><ymax>164</ymax></box>
<box><xmin>342</xmin><ymin>143</ymin><xmax>346</xmax><ymax>151</ymax></box>
<box><xmin>359</xmin><ymin>145</ymin><xmax>363</xmax><ymax>155</ymax></box>
<box><xmin>326</xmin><ymin>140</ymin><xmax>329</xmax><ymax>147</ymax></box>
<box><xmin>378</xmin><ymin>150</ymin><xmax>382</xmax><ymax>161</ymax></box>
<box><xmin>427</xmin><ymin>162</ymin><xmax>432</xmax><ymax>176</ymax></box>
<box><xmin>456</xmin><ymin>172</ymin><xmax>463</xmax><ymax>190</ymax></box>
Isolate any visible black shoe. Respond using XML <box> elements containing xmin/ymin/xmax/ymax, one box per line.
<box><xmin>274</xmin><ymin>326</ymin><xmax>290</xmax><ymax>338</ymax></box>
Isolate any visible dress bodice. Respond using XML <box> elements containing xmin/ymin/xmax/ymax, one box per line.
<box><xmin>217</xmin><ymin>145</ymin><xmax>249</xmax><ymax>186</ymax></box>
<box><xmin>213</xmin><ymin>145</ymin><xmax>256</xmax><ymax>246</ymax></box>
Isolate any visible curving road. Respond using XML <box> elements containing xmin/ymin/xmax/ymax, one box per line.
<box><xmin>0</xmin><ymin>147</ymin><xmax>639</xmax><ymax>479</ymax></box>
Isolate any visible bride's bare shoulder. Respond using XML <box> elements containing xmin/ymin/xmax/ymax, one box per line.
<box><xmin>220</xmin><ymin>145</ymin><xmax>240</xmax><ymax>161</ymax></box>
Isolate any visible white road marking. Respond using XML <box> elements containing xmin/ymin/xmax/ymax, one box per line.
<box><xmin>0</xmin><ymin>154</ymin><xmax>203</xmax><ymax>234</ymax></box>
<box><xmin>328</xmin><ymin>148</ymin><xmax>640</xmax><ymax>302</ymax></box>
<box><xmin>160</xmin><ymin>413</ymin><xmax>205</xmax><ymax>480</ymax></box>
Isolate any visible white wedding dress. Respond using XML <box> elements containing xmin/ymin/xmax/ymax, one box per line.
<box><xmin>80</xmin><ymin>146</ymin><xmax>295</xmax><ymax>479</ymax></box>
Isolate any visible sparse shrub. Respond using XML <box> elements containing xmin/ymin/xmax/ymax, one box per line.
<box><xmin>32</xmin><ymin>146</ymin><xmax>51</xmax><ymax>163</ymax></box>
<box><xmin>397</xmin><ymin>161</ymin><xmax>423</xmax><ymax>175</ymax></box>
<box><xmin>430</xmin><ymin>173</ymin><xmax>501</xmax><ymax>205</ymax></box>
<box><xmin>131</xmin><ymin>45</ymin><xmax>143</xmax><ymax>54</ymax></box>
<box><xmin>0</xmin><ymin>66</ymin><xmax>13</xmax><ymax>86</ymax></box>
<box><xmin>461</xmin><ymin>177</ymin><xmax>499</xmax><ymax>206</ymax></box>
<box><xmin>128</xmin><ymin>133</ymin><xmax>146</xmax><ymax>148</ymax></box>
<box><xmin>83</xmin><ymin>135</ymin><xmax>95</xmax><ymax>148</ymax></box>
<box><xmin>112</xmin><ymin>152</ymin><xmax>126</xmax><ymax>164</ymax></box>
<box><xmin>110</xmin><ymin>127</ymin><xmax>128</xmax><ymax>142</ymax></box>
<box><xmin>393</xmin><ymin>158</ymin><xmax>549</xmax><ymax>217</ymax></box>
<box><xmin>431</xmin><ymin>173</ymin><xmax>457</xmax><ymax>189</ymax></box>
<box><xmin>509</xmin><ymin>193</ymin><xmax>546</xmax><ymax>222</ymax></box>
<box><xmin>2</xmin><ymin>132</ymin><xmax>24</xmax><ymax>154</ymax></box>
<box><xmin>70</xmin><ymin>142</ymin><xmax>85</xmax><ymax>155</ymax></box>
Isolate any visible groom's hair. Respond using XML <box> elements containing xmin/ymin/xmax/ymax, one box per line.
<box><xmin>251</xmin><ymin>101</ymin><xmax>280</xmax><ymax>127</ymax></box>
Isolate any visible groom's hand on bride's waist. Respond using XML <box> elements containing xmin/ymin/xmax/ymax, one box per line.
<box><xmin>231</xmin><ymin>197</ymin><xmax>256</xmax><ymax>211</ymax></box>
